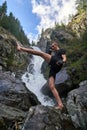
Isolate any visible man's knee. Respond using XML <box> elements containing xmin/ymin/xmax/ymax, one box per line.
<box><xmin>40</xmin><ymin>52</ymin><xmax>51</xmax><ymax>62</ymax></box>
<box><xmin>49</xmin><ymin>82</ymin><xmax>55</xmax><ymax>91</ymax></box>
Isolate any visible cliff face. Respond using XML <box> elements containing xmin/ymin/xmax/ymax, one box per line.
<box><xmin>37</xmin><ymin>28</ymin><xmax>52</xmax><ymax>52</ymax></box>
<box><xmin>37</xmin><ymin>28</ymin><xmax>74</xmax><ymax>53</ymax></box>
<box><xmin>0</xmin><ymin>27</ymin><xmax>31</xmax><ymax>77</ymax></box>
<box><xmin>38</xmin><ymin>11</ymin><xmax>87</xmax><ymax>49</ymax></box>
<box><xmin>68</xmin><ymin>11</ymin><xmax>87</xmax><ymax>38</ymax></box>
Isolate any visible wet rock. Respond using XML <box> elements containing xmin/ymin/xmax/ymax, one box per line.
<box><xmin>0</xmin><ymin>71</ymin><xmax>40</xmax><ymax>129</ymax></box>
<box><xmin>67</xmin><ymin>80</ymin><xmax>87</xmax><ymax>130</ymax></box>
<box><xmin>0</xmin><ymin>71</ymin><xmax>40</xmax><ymax>111</ymax></box>
<box><xmin>0</xmin><ymin>103</ymin><xmax>26</xmax><ymax>130</ymax></box>
<box><xmin>22</xmin><ymin>105</ymin><xmax>79</xmax><ymax>130</ymax></box>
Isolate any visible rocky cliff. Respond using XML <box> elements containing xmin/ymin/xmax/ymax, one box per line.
<box><xmin>68</xmin><ymin>11</ymin><xmax>87</xmax><ymax>38</ymax></box>
<box><xmin>0</xmin><ymin>27</ymin><xmax>31</xmax><ymax>77</ymax></box>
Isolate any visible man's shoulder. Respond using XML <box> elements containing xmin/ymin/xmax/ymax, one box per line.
<box><xmin>58</xmin><ymin>48</ymin><xmax>66</xmax><ymax>54</ymax></box>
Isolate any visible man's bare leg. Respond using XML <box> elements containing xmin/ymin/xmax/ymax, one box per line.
<box><xmin>17</xmin><ymin>43</ymin><xmax>51</xmax><ymax>63</ymax></box>
<box><xmin>48</xmin><ymin>76</ymin><xmax>64</xmax><ymax>109</ymax></box>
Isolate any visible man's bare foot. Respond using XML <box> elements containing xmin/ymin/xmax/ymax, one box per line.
<box><xmin>55</xmin><ymin>104</ymin><xmax>64</xmax><ymax>110</ymax></box>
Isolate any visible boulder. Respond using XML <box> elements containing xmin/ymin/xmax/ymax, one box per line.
<box><xmin>0</xmin><ymin>71</ymin><xmax>40</xmax><ymax>111</ymax></box>
<box><xmin>50</xmin><ymin>29</ymin><xmax>74</xmax><ymax>43</ymax></box>
<box><xmin>67</xmin><ymin>80</ymin><xmax>87</xmax><ymax>129</ymax></box>
<box><xmin>0</xmin><ymin>103</ymin><xmax>26</xmax><ymax>130</ymax></box>
<box><xmin>0</xmin><ymin>71</ymin><xmax>40</xmax><ymax>129</ymax></box>
<box><xmin>22</xmin><ymin>105</ymin><xmax>79</xmax><ymax>130</ymax></box>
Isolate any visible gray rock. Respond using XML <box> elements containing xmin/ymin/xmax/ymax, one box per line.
<box><xmin>0</xmin><ymin>103</ymin><xmax>27</xmax><ymax>130</ymax></box>
<box><xmin>0</xmin><ymin>71</ymin><xmax>40</xmax><ymax>111</ymax></box>
<box><xmin>0</xmin><ymin>71</ymin><xmax>40</xmax><ymax>130</ymax></box>
<box><xmin>67</xmin><ymin>80</ymin><xmax>87</xmax><ymax>130</ymax></box>
<box><xmin>37</xmin><ymin>28</ymin><xmax>52</xmax><ymax>52</ymax></box>
<box><xmin>22</xmin><ymin>105</ymin><xmax>79</xmax><ymax>130</ymax></box>
<box><xmin>0</xmin><ymin>31</ymin><xmax>31</xmax><ymax>77</ymax></box>
<box><xmin>0</xmin><ymin>103</ymin><xmax>26</xmax><ymax>120</ymax></box>
<box><xmin>0</xmin><ymin>65</ymin><xmax>2</xmax><ymax>71</ymax></box>
<box><xmin>51</xmin><ymin>29</ymin><xmax>73</xmax><ymax>43</ymax></box>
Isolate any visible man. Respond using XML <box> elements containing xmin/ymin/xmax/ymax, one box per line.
<box><xmin>17</xmin><ymin>41</ymin><xmax>66</xmax><ymax>110</ymax></box>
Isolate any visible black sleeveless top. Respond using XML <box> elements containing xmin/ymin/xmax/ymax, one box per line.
<box><xmin>54</xmin><ymin>48</ymin><xmax>66</xmax><ymax>61</ymax></box>
<box><xmin>50</xmin><ymin>49</ymin><xmax>65</xmax><ymax>65</ymax></box>
<box><xmin>49</xmin><ymin>49</ymin><xmax>66</xmax><ymax>78</ymax></box>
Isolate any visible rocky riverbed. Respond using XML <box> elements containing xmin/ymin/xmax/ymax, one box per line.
<box><xmin>0</xmin><ymin>69</ymin><xmax>87</xmax><ymax>130</ymax></box>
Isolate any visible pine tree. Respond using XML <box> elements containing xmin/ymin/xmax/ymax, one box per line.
<box><xmin>0</xmin><ymin>1</ymin><xmax>30</xmax><ymax>45</ymax></box>
<box><xmin>0</xmin><ymin>1</ymin><xmax>7</xmax><ymax>20</ymax></box>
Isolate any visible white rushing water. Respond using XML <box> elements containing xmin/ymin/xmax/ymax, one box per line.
<box><xmin>22</xmin><ymin>46</ymin><xmax>55</xmax><ymax>106</ymax></box>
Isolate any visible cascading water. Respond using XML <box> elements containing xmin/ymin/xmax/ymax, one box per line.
<box><xmin>22</xmin><ymin>46</ymin><xmax>55</xmax><ymax>106</ymax></box>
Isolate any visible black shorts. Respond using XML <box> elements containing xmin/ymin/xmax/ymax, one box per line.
<box><xmin>49</xmin><ymin>56</ymin><xmax>62</xmax><ymax>79</ymax></box>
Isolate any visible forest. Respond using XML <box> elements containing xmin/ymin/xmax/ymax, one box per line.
<box><xmin>0</xmin><ymin>1</ymin><xmax>30</xmax><ymax>46</ymax></box>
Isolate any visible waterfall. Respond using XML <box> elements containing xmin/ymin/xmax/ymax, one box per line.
<box><xmin>22</xmin><ymin>46</ymin><xmax>55</xmax><ymax>106</ymax></box>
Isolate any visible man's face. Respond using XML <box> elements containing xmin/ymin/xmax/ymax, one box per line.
<box><xmin>51</xmin><ymin>42</ymin><xmax>58</xmax><ymax>50</ymax></box>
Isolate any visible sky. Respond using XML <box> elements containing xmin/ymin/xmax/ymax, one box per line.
<box><xmin>0</xmin><ymin>0</ymin><xmax>77</xmax><ymax>43</ymax></box>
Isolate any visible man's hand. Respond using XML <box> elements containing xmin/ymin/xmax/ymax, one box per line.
<box><xmin>58</xmin><ymin>60</ymin><xmax>63</xmax><ymax>65</ymax></box>
<box><xmin>56</xmin><ymin>60</ymin><xmax>63</xmax><ymax>66</ymax></box>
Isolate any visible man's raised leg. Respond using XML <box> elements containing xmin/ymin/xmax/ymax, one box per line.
<box><xmin>17</xmin><ymin>43</ymin><xmax>51</xmax><ymax>63</ymax></box>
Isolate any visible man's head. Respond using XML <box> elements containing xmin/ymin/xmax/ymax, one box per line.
<box><xmin>51</xmin><ymin>41</ymin><xmax>59</xmax><ymax>51</ymax></box>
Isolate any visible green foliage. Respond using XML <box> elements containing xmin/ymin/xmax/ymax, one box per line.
<box><xmin>55</xmin><ymin>22</ymin><xmax>66</xmax><ymax>30</ymax></box>
<box><xmin>0</xmin><ymin>1</ymin><xmax>30</xmax><ymax>46</ymax></box>
<box><xmin>76</xmin><ymin>0</ymin><xmax>87</xmax><ymax>12</ymax></box>
<box><xmin>66</xmin><ymin>32</ymin><xmax>87</xmax><ymax>84</ymax></box>
<box><xmin>0</xmin><ymin>1</ymin><xmax>7</xmax><ymax>20</ymax></box>
<box><xmin>7</xmin><ymin>49</ymin><xmax>14</xmax><ymax>68</ymax></box>
<box><xmin>82</xmin><ymin>31</ymin><xmax>87</xmax><ymax>44</ymax></box>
